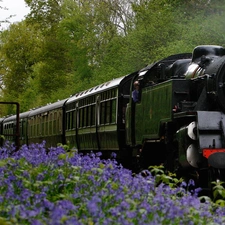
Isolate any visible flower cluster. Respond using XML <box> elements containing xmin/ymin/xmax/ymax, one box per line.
<box><xmin>0</xmin><ymin>141</ymin><xmax>225</xmax><ymax>224</ymax></box>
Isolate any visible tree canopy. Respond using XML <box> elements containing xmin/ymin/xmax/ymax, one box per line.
<box><xmin>0</xmin><ymin>0</ymin><xmax>225</xmax><ymax>115</ymax></box>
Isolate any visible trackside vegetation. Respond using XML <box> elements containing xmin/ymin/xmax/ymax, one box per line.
<box><xmin>0</xmin><ymin>141</ymin><xmax>225</xmax><ymax>224</ymax></box>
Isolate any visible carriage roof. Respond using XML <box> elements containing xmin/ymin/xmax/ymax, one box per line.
<box><xmin>66</xmin><ymin>75</ymin><xmax>127</xmax><ymax>104</ymax></box>
<box><xmin>3</xmin><ymin>111</ymin><xmax>32</xmax><ymax>123</ymax></box>
<box><xmin>28</xmin><ymin>98</ymin><xmax>68</xmax><ymax>117</ymax></box>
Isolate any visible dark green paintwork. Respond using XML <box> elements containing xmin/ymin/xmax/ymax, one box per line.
<box><xmin>134</xmin><ymin>79</ymin><xmax>190</xmax><ymax>145</ymax></box>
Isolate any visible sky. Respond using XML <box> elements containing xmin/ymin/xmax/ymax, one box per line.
<box><xmin>0</xmin><ymin>0</ymin><xmax>30</xmax><ymax>29</ymax></box>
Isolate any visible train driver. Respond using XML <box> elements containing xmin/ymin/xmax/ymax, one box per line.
<box><xmin>132</xmin><ymin>81</ymin><xmax>140</xmax><ymax>103</ymax></box>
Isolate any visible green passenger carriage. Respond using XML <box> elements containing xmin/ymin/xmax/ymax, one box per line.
<box><xmin>27</xmin><ymin>99</ymin><xmax>67</xmax><ymax>147</ymax></box>
<box><xmin>65</xmin><ymin>74</ymin><xmax>134</xmax><ymax>162</ymax></box>
<box><xmin>2</xmin><ymin>111</ymin><xmax>31</xmax><ymax>146</ymax></box>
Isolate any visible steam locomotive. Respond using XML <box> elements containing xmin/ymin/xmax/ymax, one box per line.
<box><xmin>1</xmin><ymin>45</ymin><xmax>225</xmax><ymax>190</ymax></box>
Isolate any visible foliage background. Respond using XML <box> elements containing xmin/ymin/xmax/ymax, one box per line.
<box><xmin>0</xmin><ymin>0</ymin><xmax>225</xmax><ymax>115</ymax></box>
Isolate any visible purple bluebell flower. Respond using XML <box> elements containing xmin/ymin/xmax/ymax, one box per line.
<box><xmin>110</xmin><ymin>152</ymin><xmax>117</xmax><ymax>158</ymax></box>
<box><xmin>1</xmin><ymin>142</ymin><xmax>225</xmax><ymax>224</ymax></box>
<box><xmin>43</xmin><ymin>198</ymin><xmax>54</xmax><ymax>211</ymax></box>
<box><xmin>31</xmin><ymin>219</ymin><xmax>43</xmax><ymax>225</ymax></box>
<box><xmin>87</xmin><ymin>196</ymin><xmax>101</xmax><ymax>216</ymax></box>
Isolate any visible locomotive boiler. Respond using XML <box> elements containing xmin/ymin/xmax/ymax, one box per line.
<box><xmin>1</xmin><ymin>45</ymin><xmax>225</xmax><ymax>190</ymax></box>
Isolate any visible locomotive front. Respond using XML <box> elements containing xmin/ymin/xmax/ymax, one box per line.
<box><xmin>177</xmin><ymin>45</ymin><xmax>225</xmax><ymax>184</ymax></box>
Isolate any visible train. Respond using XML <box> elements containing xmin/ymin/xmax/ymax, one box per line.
<box><xmin>1</xmin><ymin>45</ymin><xmax>225</xmax><ymax>191</ymax></box>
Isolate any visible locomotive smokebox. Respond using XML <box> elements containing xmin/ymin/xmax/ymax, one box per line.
<box><xmin>185</xmin><ymin>45</ymin><xmax>225</xmax><ymax>79</ymax></box>
<box><xmin>192</xmin><ymin>45</ymin><xmax>225</xmax><ymax>62</ymax></box>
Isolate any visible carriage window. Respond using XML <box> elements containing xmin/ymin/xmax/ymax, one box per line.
<box><xmin>21</xmin><ymin>120</ymin><xmax>24</xmax><ymax>136</ymax></box>
<box><xmin>80</xmin><ymin>108</ymin><xmax>83</xmax><ymax>127</ymax></box>
<box><xmin>33</xmin><ymin>117</ymin><xmax>36</xmax><ymax>137</ymax></box>
<box><xmin>66</xmin><ymin>112</ymin><xmax>70</xmax><ymax>130</ymax></box>
<box><xmin>86</xmin><ymin>106</ymin><xmax>89</xmax><ymax>126</ymax></box>
<box><xmin>56</xmin><ymin>112</ymin><xmax>59</xmax><ymax>134</ymax></box>
<box><xmin>79</xmin><ymin>108</ymin><xmax>83</xmax><ymax>128</ymax></box>
<box><xmin>87</xmin><ymin>106</ymin><xmax>91</xmax><ymax>127</ymax></box>
<box><xmin>37</xmin><ymin>117</ymin><xmax>41</xmax><ymax>136</ymax></box>
<box><xmin>19</xmin><ymin>121</ymin><xmax>22</xmax><ymax>135</ymax></box>
<box><xmin>49</xmin><ymin>121</ymin><xmax>52</xmax><ymax>134</ymax></box>
<box><xmin>100</xmin><ymin>102</ymin><xmax>106</xmax><ymax>125</ymax></box>
<box><xmin>105</xmin><ymin>101</ymin><xmax>110</xmax><ymax>124</ymax></box>
<box><xmin>30</xmin><ymin>124</ymin><xmax>32</xmax><ymax>137</ymax></box>
<box><xmin>34</xmin><ymin>124</ymin><xmax>36</xmax><ymax>137</ymax></box>
<box><xmin>111</xmin><ymin>99</ymin><xmax>116</xmax><ymax>123</ymax></box>
<box><xmin>53</xmin><ymin>112</ymin><xmax>57</xmax><ymax>134</ymax></box>
<box><xmin>83</xmin><ymin>107</ymin><xmax>87</xmax><ymax>127</ymax></box>
<box><xmin>58</xmin><ymin>112</ymin><xmax>62</xmax><ymax>132</ymax></box>
<box><xmin>91</xmin><ymin>104</ymin><xmax>95</xmax><ymax>126</ymax></box>
<box><xmin>70</xmin><ymin>111</ymin><xmax>73</xmax><ymax>129</ymax></box>
<box><xmin>45</xmin><ymin>119</ymin><xmax>48</xmax><ymax>135</ymax></box>
<box><xmin>49</xmin><ymin>114</ymin><xmax>53</xmax><ymax>135</ymax></box>
<box><xmin>24</xmin><ymin>120</ymin><xmax>26</xmax><ymax>135</ymax></box>
<box><xmin>97</xmin><ymin>89</ymin><xmax>118</xmax><ymax>125</ymax></box>
<box><xmin>77</xmin><ymin>110</ymin><xmax>79</xmax><ymax>128</ymax></box>
<box><xmin>82</xmin><ymin>108</ymin><xmax>85</xmax><ymax>127</ymax></box>
<box><xmin>42</xmin><ymin>117</ymin><xmax>45</xmax><ymax>135</ymax></box>
<box><xmin>37</xmin><ymin>124</ymin><xmax>39</xmax><ymax>136</ymax></box>
<box><xmin>72</xmin><ymin>110</ymin><xmax>76</xmax><ymax>129</ymax></box>
<box><xmin>29</xmin><ymin>119</ymin><xmax>33</xmax><ymax>137</ymax></box>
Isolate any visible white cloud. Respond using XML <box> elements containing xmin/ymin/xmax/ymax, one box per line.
<box><xmin>0</xmin><ymin>0</ymin><xmax>30</xmax><ymax>29</ymax></box>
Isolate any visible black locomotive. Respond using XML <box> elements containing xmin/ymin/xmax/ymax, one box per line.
<box><xmin>1</xmin><ymin>45</ymin><xmax>225</xmax><ymax>190</ymax></box>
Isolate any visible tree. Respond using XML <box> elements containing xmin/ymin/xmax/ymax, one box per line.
<box><xmin>24</xmin><ymin>0</ymin><xmax>76</xmax><ymax>101</ymax></box>
<box><xmin>125</xmin><ymin>0</ymin><xmax>225</xmax><ymax>65</ymax></box>
<box><xmin>0</xmin><ymin>21</ymin><xmax>43</xmax><ymax>114</ymax></box>
<box><xmin>158</xmin><ymin>0</ymin><xmax>225</xmax><ymax>56</ymax></box>
<box><xmin>25</xmin><ymin>0</ymin><xmax>63</xmax><ymax>29</ymax></box>
<box><xmin>1</xmin><ymin>0</ymin><xmax>225</xmax><ymax>117</ymax></box>
<box><xmin>58</xmin><ymin>0</ymin><xmax>136</xmax><ymax>86</ymax></box>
